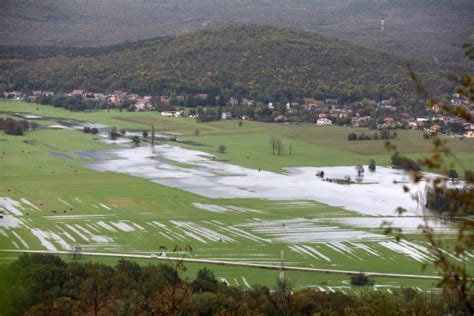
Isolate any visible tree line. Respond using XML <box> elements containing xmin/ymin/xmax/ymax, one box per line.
<box><xmin>0</xmin><ymin>117</ymin><xmax>38</xmax><ymax>136</ymax></box>
<box><xmin>0</xmin><ymin>254</ymin><xmax>470</xmax><ymax>315</ymax></box>
<box><xmin>348</xmin><ymin>130</ymin><xmax>398</xmax><ymax>141</ymax></box>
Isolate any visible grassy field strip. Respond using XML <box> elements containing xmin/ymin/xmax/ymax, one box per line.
<box><xmin>2</xmin><ymin>101</ymin><xmax>473</xmax><ymax>170</ymax></box>
<box><xmin>0</xmin><ymin>249</ymin><xmax>443</xmax><ymax>280</ymax></box>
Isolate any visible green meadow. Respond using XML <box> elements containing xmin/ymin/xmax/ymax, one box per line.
<box><xmin>0</xmin><ymin>101</ymin><xmax>472</xmax><ymax>291</ymax></box>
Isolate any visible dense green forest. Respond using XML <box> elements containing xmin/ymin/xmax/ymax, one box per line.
<box><xmin>0</xmin><ymin>254</ymin><xmax>469</xmax><ymax>315</ymax></box>
<box><xmin>0</xmin><ymin>26</ymin><xmax>453</xmax><ymax>104</ymax></box>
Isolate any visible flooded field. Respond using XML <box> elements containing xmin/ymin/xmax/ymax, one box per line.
<box><xmin>2</xmin><ymin>101</ymin><xmax>471</xmax><ymax>291</ymax></box>
<box><xmin>83</xmin><ymin>144</ymin><xmax>428</xmax><ymax>216</ymax></box>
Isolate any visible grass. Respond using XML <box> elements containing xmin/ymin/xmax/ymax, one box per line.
<box><xmin>2</xmin><ymin>101</ymin><xmax>473</xmax><ymax>172</ymax></box>
<box><xmin>0</xmin><ymin>100</ymin><xmax>472</xmax><ymax>290</ymax></box>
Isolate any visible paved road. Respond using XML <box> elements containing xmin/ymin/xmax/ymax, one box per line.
<box><xmin>0</xmin><ymin>249</ymin><xmax>442</xmax><ymax>280</ymax></box>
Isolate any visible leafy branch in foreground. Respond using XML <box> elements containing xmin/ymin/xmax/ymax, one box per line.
<box><xmin>385</xmin><ymin>43</ymin><xmax>474</xmax><ymax>315</ymax></box>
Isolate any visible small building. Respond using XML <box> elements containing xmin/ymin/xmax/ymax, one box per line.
<box><xmin>274</xmin><ymin>115</ymin><xmax>288</xmax><ymax>123</ymax></box>
<box><xmin>71</xmin><ymin>89</ymin><xmax>84</xmax><ymax>96</ymax></box>
<box><xmin>407</xmin><ymin>120</ymin><xmax>419</xmax><ymax>129</ymax></box>
<box><xmin>160</xmin><ymin>96</ymin><xmax>170</xmax><ymax>105</ymax></box>
<box><xmin>325</xmin><ymin>98</ymin><xmax>338</xmax><ymax>105</ymax></box>
<box><xmin>428</xmin><ymin>124</ymin><xmax>442</xmax><ymax>134</ymax></box>
<box><xmin>316</xmin><ymin>118</ymin><xmax>332</xmax><ymax>126</ymax></box>
<box><xmin>161</xmin><ymin>111</ymin><xmax>176</xmax><ymax>117</ymax></box>
<box><xmin>241</xmin><ymin>98</ymin><xmax>254</xmax><ymax>106</ymax></box>
<box><xmin>3</xmin><ymin>91</ymin><xmax>23</xmax><ymax>99</ymax></box>
<box><xmin>464</xmin><ymin>130</ymin><xmax>474</xmax><ymax>138</ymax></box>
<box><xmin>221</xmin><ymin>112</ymin><xmax>232</xmax><ymax>120</ymax></box>
<box><xmin>383</xmin><ymin>117</ymin><xmax>396</xmax><ymax>128</ymax></box>
<box><xmin>196</xmin><ymin>93</ymin><xmax>208</xmax><ymax>100</ymax></box>
<box><xmin>228</xmin><ymin>97</ymin><xmax>239</xmax><ymax>107</ymax></box>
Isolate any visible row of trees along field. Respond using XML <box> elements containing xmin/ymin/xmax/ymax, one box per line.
<box><xmin>0</xmin><ymin>254</ymin><xmax>469</xmax><ymax>316</ymax></box>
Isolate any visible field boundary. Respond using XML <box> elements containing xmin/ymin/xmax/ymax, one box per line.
<box><xmin>0</xmin><ymin>249</ymin><xmax>442</xmax><ymax>280</ymax></box>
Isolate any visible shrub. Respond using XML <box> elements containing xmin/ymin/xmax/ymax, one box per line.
<box><xmin>217</xmin><ymin>144</ymin><xmax>226</xmax><ymax>153</ymax></box>
<box><xmin>350</xmin><ymin>273</ymin><xmax>374</xmax><ymax>286</ymax></box>
<box><xmin>369</xmin><ymin>159</ymin><xmax>376</xmax><ymax>172</ymax></box>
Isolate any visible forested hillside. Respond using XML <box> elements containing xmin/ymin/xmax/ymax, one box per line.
<box><xmin>1</xmin><ymin>0</ymin><xmax>472</xmax><ymax>64</ymax></box>
<box><xmin>0</xmin><ymin>26</ymin><xmax>450</xmax><ymax>103</ymax></box>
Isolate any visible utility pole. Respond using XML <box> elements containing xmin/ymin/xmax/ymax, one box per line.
<box><xmin>279</xmin><ymin>247</ymin><xmax>285</xmax><ymax>287</ymax></box>
<box><xmin>151</xmin><ymin>123</ymin><xmax>155</xmax><ymax>146</ymax></box>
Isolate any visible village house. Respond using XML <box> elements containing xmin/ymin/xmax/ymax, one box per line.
<box><xmin>113</xmin><ymin>90</ymin><xmax>127</xmax><ymax>97</ymax></box>
<box><xmin>324</xmin><ymin>98</ymin><xmax>338</xmax><ymax>105</ymax></box>
<box><xmin>241</xmin><ymin>98</ymin><xmax>254</xmax><ymax>106</ymax></box>
<box><xmin>196</xmin><ymin>93</ymin><xmax>208</xmax><ymax>100</ymax></box>
<box><xmin>160</xmin><ymin>96</ymin><xmax>171</xmax><ymax>105</ymax></box>
<box><xmin>221</xmin><ymin>111</ymin><xmax>232</xmax><ymax>120</ymax></box>
<box><xmin>108</xmin><ymin>94</ymin><xmax>124</xmax><ymax>107</ymax></box>
<box><xmin>71</xmin><ymin>89</ymin><xmax>84</xmax><ymax>96</ymax></box>
<box><xmin>407</xmin><ymin>120</ymin><xmax>419</xmax><ymax>129</ymax></box>
<box><xmin>274</xmin><ymin>115</ymin><xmax>288</xmax><ymax>123</ymax></box>
<box><xmin>428</xmin><ymin>124</ymin><xmax>442</xmax><ymax>134</ymax></box>
<box><xmin>329</xmin><ymin>108</ymin><xmax>342</xmax><ymax>118</ymax></box>
<box><xmin>339</xmin><ymin>109</ymin><xmax>352</xmax><ymax>118</ymax></box>
<box><xmin>382</xmin><ymin>117</ymin><xmax>396</xmax><ymax>128</ymax></box>
<box><xmin>316</xmin><ymin>118</ymin><xmax>332</xmax><ymax>126</ymax></box>
<box><xmin>464</xmin><ymin>130</ymin><xmax>474</xmax><ymax>138</ymax></box>
<box><xmin>304</xmin><ymin>103</ymin><xmax>319</xmax><ymax>111</ymax></box>
<box><xmin>160</xmin><ymin>111</ymin><xmax>176</xmax><ymax>117</ymax></box>
<box><xmin>368</xmin><ymin>100</ymin><xmax>378</xmax><ymax>107</ymax></box>
<box><xmin>135</xmin><ymin>98</ymin><xmax>152</xmax><ymax>111</ymax></box>
<box><xmin>93</xmin><ymin>93</ymin><xmax>107</xmax><ymax>101</ymax></box>
<box><xmin>351</xmin><ymin>116</ymin><xmax>370</xmax><ymax>127</ymax></box>
<box><xmin>3</xmin><ymin>91</ymin><xmax>23</xmax><ymax>99</ymax></box>
<box><xmin>431</xmin><ymin>103</ymin><xmax>442</xmax><ymax>112</ymax></box>
<box><xmin>228</xmin><ymin>97</ymin><xmax>239</xmax><ymax>107</ymax></box>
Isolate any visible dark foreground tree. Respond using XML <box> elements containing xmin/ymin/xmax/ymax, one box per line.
<box><xmin>385</xmin><ymin>43</ymin><xmax>474</xmax><ymax>315</ymax></box>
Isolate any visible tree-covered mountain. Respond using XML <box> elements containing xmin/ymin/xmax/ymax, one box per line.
<box><xmin>0</xmin><ymin>26</ymin><xmax>451</xmax><ymax>103</ymax></box>
<box><xmin>1</xmin><ymin>0</ymin><xmax>472</xmax><ymax>64</ymax></box>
